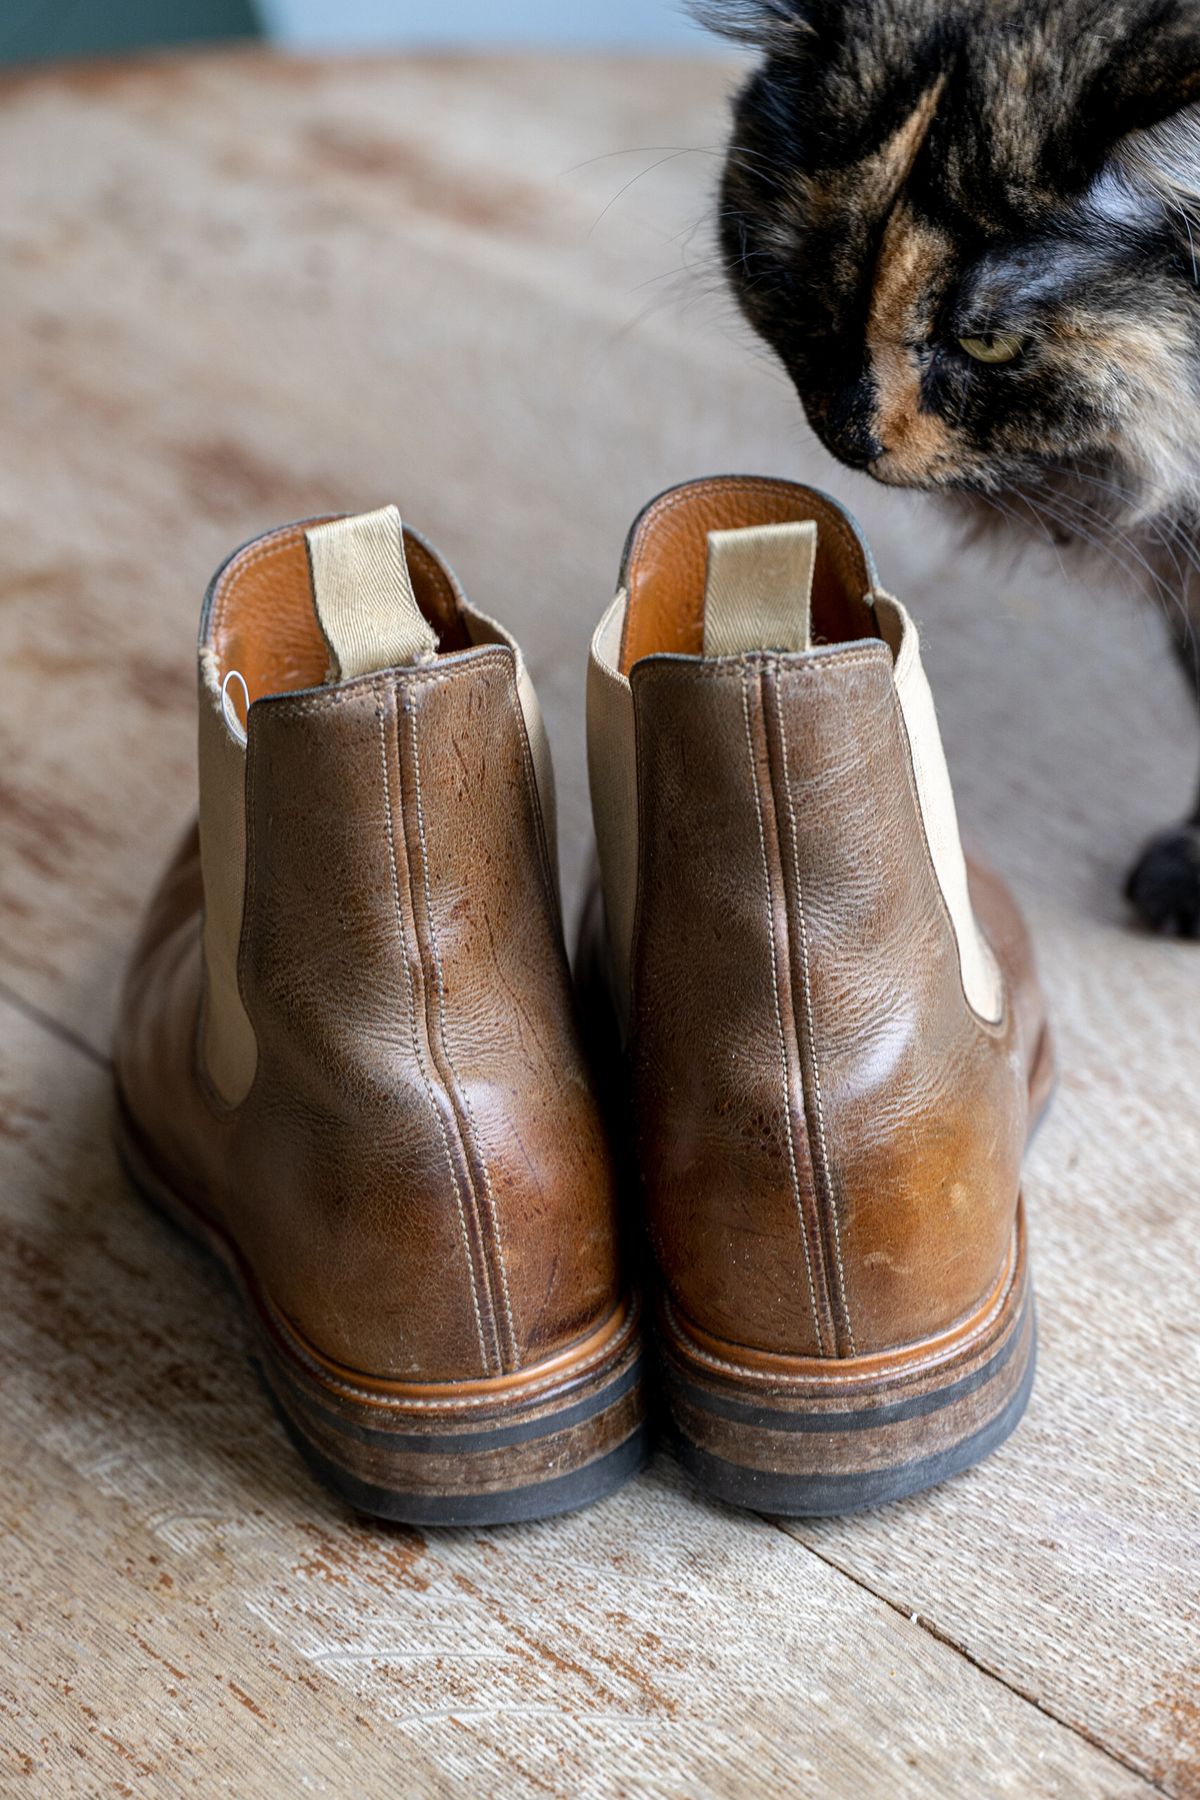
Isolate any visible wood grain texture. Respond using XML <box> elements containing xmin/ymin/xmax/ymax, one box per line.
<box><xmin>0</xmin><ymin>1007</ymin><xmax>1147</xmax><ymax>1796</ymax></box>
<box><xmin>0</xmin><ymin>47</ymin><xmax>1196</xmax><ymax>1796</ymax></box>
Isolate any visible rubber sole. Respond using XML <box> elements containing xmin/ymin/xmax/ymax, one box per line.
<box><xmin>661</xmin><ymin>1201</ymin><xmax>1036</xmax><ymax>1517</ymax></box>
<box><xmin>671</xmin><ymin>1350</ymin><xmax>1035</xmax><ymax>1516</ymax></box>
<box><xmin>657</xmin><ymin>1012</ymin><xmax>1053</xmax><ymax>1518</ymax></box>
<box><xmin>113</xmin><ymin>1091</ymin><xmax>649</xmax><ymax>1527</ymax></box>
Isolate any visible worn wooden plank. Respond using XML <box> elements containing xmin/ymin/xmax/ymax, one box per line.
<box><xmin>0</xmin><ymin>1002</ymin><xmax>1150</xmax><ymax>1797</ymax></box>
<box><xmin>0</xmin><ymin>49</ymin><xmax>760</xmax><ymax>1047</ymax></box>
<box><xmin>781</xmin><ymin>907</ymin><xmax>1200</xmax><ymax>1797</ymax></box>
<box><xmin>0</xmin><ymin>47</ymin><xmax>1197</xmax><ymax>1792</ymax></box>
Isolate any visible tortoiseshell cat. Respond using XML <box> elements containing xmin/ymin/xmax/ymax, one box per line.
<box><xmin>703</xmin><ymin>0</ymin><xmax>1200</xmax><ymax>933</ymax></box>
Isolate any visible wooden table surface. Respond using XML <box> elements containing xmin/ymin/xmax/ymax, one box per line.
<box><xmin>1</xmin><ymin>48</ymin><xmax>1198</xmax><ymax>1798</ymax></box>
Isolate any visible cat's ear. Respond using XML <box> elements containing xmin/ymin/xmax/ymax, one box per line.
<box><xmin>1080</xmin><ymin>4</ymin><xmax>1200</xmax><ymax>151</ymax></box>
<box><xmin>690</xmin><ymin>0</ymin><xmax>814</xmax><ymax>50</ymax></box>
<box><xmin>1032</xmin><ymin>5</ymin><xmax>1200</xmax><ymax>194</ymax></box>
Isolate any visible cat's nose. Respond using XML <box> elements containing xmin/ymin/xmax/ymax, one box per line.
<box><xmin>837</xmin><ymin>434</ymin><xmax>885</xmax><ymax>472</ymax></box>
<box><xmin>822</xmin><ymin>383</ymin><xmax>883</xmax><ymax>470</ymax></box>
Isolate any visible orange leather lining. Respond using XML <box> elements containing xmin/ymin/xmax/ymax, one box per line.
<box><xmin>207</xmin><ymin>518</ymin><xmax>470</xmax><ymax>704</ymax></box>
<box><xmin>618</xmin><ymin>476</ymin><xmax>877</xmax><ymax>675</ymax></box>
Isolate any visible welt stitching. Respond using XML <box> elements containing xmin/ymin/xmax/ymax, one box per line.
<box><xmin>661</xmin><ymin>1254</ymin><xmax>1018</xmax><ymax>1385</ymax></box>
<box><xmin>775</xmin><ymin>662</ymin><xmax>856</xmax><ymax>1358</ymax></box>
<box><xmin>376</xmin><ymin>700</ymin><xmax>491</xmax><ymax>1376</ymax></box>
<box><xmin>739</xmin><ymin>663</ymin><xmax>825</xmax><ymax>1351</ymax></box>
<box><xmin>265</xmin><ymin>1293</ymin><xmax>638</xmax><ymax>1410</ymax></box>
<box><xmin>405</xmin><ymin>694</ymin><xmax>518</xmax><ymax>1370</ymax></box>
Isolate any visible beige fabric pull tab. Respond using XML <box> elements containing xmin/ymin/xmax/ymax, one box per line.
<box><xmin>306</xmin><ymin>505</ymin><xmax>438</xmax><ymax>680</ymax></box>
<box><xmin>702</xmin><ymin>520</ymin><xmax>817</xmax><ymax>658</ymax></box>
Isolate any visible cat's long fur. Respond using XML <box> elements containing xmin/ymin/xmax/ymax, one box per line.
<box><xmin>702</xmin><ymin>0</ymin><xmax>1200</xmax><ymax>930</ymax></box>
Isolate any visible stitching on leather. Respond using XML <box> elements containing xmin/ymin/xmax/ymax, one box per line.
<box><xmin>787</xmin><ymin>649</ymin><xmax>886</xmax><ymax>676</ymax></box>
<box><xmin>229</xmin><ymin>724</ymin><xmax>262</xmax><ymax>1116</ymax></box>
<box><xmin>632</xmin><ymin>646</ymin><xmax>889</xmax><ymax>693</ymax></box>
<box><xmin>268</xmin><ymin>682</ymin><xmax>395</xmax><ymax>717</ymax></box>
<box><xmin>401</xmin><ymin>654</ymin><xmax>506</xmax><ymax>689</ymax></box>
<box><xmin>661</xmin><ymin>1243</ymin><xmax>1019</xmax><ymax>1385</ymax></box>
<box><xmin>376</xmin><ymin>700</ymin><xmax>492</xmax><ymax>1376</ymax></box>
<box><xmin>623</xmin><ymin>479</ymin><xmax>867</xmax><ymax>664</ymax></box>
<box><xmin>263</xmin><ymin>652</ymin><xmax>509</xmax><ymax>719</ymax></box>
<box><xmin>627</xmin><ymin>663</ymin><xmax>650</xmax><ymax>1032</ymax></box>
<box><xmin>630</xmin><ymin>479</ymin><xmax>864</xmax><ymax>578</ymax></box>
<box><xmin>739</xmin><ymin>663</ymin><xmax>825</xmax><ymax>1351</ymax></box>
<box><xmin>211</xmin><ymin>528</ymin><xmax>307</xmax><ymax>638</ymax></box>
<box><xmin>775</xmin><ymin>661</ymin><xmax>856</xmax><ymax>1357</ymax></box>
<box><xmin>265</xmin><ymin>1290</ymin><xmax>639</xmax><ymax>1411</ymax></box>
<box><xmin>405</xmin><ymin>694</ymin><xmax>519</xmax><ymax>1372</ymax></box>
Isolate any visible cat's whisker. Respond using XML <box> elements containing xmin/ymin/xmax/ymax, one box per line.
<box><xmin>1042</xmin><ymin>461</ymin><xmax>1145</xmax><ymax>509</ymax></box>
<box><xmin>1171</xmin><ymin>202</ymin><xmax>1199</xmax><ymax>286</ymax></box>
<box><xmin>561</xmin><ymin>144</ymin><xmax>721</xmax><ymax>178</ymax></box>
<box><xmin>977</xmin><ymin>489</ymin><xmax>1075</xmax><ymax>586</ymax></box>
<box><xmin>1020</xmin><ymin>464</ymin><xmax>1200</xmax><ymax>633</ymax></box>
<box><xmin>1037</xmin><ymin>463</ymin><xmax>1200</xmax><ymax>622</ymax></box>
<box><xmin>1021</xmin><ymin>487</ymin><xmax>1199</xmax><ymax>656</ymax></box>
<box><xmin>586</xmin><ymin>149</ymin><xmax>715</xmax><ymax>239</ymax></box>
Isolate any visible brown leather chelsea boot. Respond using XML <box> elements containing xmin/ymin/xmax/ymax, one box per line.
<box><xmin>115</xmin><ymin>506</ymin><xmax>647</xmax><ymax>1525</ymax></box>
<box><xmin>581</xmin><ymin>476</ymin><xmax>1053</xmax><ymax>1515</ymax></box>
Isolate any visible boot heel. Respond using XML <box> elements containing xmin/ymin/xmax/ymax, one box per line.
<box><xmin>259</xmin><ymin>1304</ymin><xmax>648</xmax><ymax>1527</ymax></box>
<box><xmin>662</xmin><ymin>1206</ymin><xmax>1035</xmax><ymax>1517</ymax></box>
<box><xmin>115</xmin><ymin>1091</ymin><xmax>649</xmax><ymax>1526</ymax></box>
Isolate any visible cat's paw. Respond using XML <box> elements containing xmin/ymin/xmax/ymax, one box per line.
<box><xmin>1126</xmin><ymin>826</ymin><xmax>1200</xmax><ymax>937</ymax></box>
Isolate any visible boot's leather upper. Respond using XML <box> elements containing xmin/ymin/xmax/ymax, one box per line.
<box><xmin>585</xmin><ymin>477</ymin><xmax>1047</xmax><ymax>1361</ymax></box>
<box><xmin>117</xmin><ymin>509</ymin><xmax>619</xmax><ymax>1382</ymax></box>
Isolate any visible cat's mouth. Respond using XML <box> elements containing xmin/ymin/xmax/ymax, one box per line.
<box><xmin>865</xmin><ymin>451</ymin><xmax>1075</xmax><ymax>502</ymax></box>
<box><xmin>804</xmin><ymin>399</ymin><xmax>998</xmax><ymax>494</ymax></box>
<box><xmin>867</xmin><ymin>455</ymin><xmax>953</xmax><ymax>491</ymax></box>
<box><xmin>864</xmin><ymin>454</ymin><xmax>994</xmax><ymax>495</ymax></box>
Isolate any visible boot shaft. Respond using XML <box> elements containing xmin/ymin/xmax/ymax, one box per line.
<box><xmin>588</xmin><ymin>477</ymin><xmax>1031</xmax><ymax>1359</ymax></box>
<box><xmin>189</xmin><ymin>510</ymin><xmax>617</xmax><ymax>1380</ymax></box>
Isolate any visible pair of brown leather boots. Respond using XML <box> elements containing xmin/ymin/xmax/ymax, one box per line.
<box><xmin>115</xmin><ymin>478</ymin><xmax>1052</xmax><ymax>1526</ymax></box>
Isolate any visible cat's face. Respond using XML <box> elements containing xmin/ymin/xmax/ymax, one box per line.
<box><xmin>712</xmin><ymin>0</ymin><xmax>1200</xmax><ymax>510</ymax></box>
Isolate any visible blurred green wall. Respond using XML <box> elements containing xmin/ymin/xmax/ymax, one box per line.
<box><xmin>1</xmin><ymin>0</ymin><xmax>261</xmax><ymax>64</ymax></box>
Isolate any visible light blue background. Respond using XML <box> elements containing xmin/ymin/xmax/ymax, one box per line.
<box><xmin>258</xmin><ymin>0</ymin><xmax>715</xmax><ymax>49</ymax></box>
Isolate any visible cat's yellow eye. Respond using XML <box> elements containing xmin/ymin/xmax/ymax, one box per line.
<box><xmin>957</xmin><ymin>331</ymin><xmax>1026</xmax><ymax>365</ymax></box>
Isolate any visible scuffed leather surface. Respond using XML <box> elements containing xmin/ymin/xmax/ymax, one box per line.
<box><xmin>115</xmin><ymin>646</ymin><xmax>619</xmax><ymax>1382</ymax></box>
<box><xmin>627</xmin><ymin>655</ymin><xmax>829</xmax><ymax>1358</ymax></box>
<box><xmin>626</xmin><ymin>644</ymin><xmax>1043</xmax><ymax>1360</ymax></box>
